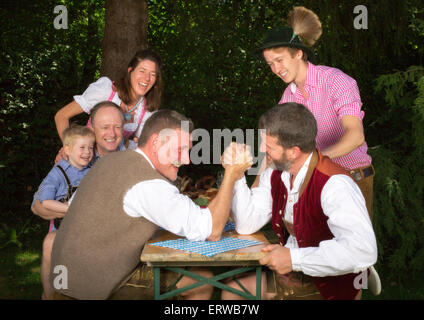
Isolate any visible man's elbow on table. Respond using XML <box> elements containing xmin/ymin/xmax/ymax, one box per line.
<box><xmin>235</xmin><ymin>224</ymin><xmax>258</xmax><ymax>236</ymax></box>
<box><xmin>206</xmin><ymin>233</ymin><xmax>222</xmax><ymax>242</ymax></box>
<box><xmin>207</xmin><ymin>220</ymin><xmax>226</xmax><ymax>241</ymax></box>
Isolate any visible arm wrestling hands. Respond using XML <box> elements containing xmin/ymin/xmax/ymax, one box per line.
<box><xmin>221</xmin><ymin>142</ymin><xmax>254</xmax><ymax>177</ymax></box>
<box><xmin>223</xmin><ymin>142</ymin><xmax>293</xmax><ymax>275</ymax></box>
<box><xmin>206</xmin><ymin>142</ymin><xmax>253</xmax><ymax>241</ymax></box>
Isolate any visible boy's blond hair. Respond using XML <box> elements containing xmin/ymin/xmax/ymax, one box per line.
<box><xmin>62</xmin><ymin>124</ymin><xmax>95</xmax><ymax>148</ymax></box>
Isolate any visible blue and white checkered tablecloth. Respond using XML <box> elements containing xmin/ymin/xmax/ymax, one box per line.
<box><xmin>150</xmin><ymin>236</ymin><xmax>263</xmax><ymax>257</ymax></box>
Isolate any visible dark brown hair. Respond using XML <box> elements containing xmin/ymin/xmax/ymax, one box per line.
<box><xmin>258</xmin><ymin>102</ymin><xmax>317</xmax><ymax>153</ymax></box>
<box><xmin>114</xmin><ymin>49</ymin><xmax>163</xmax><ymax>112</ymax></box>
<box><xmin>286</xmin><ymin>47</ymin><xmax>308</xmax><ymax>61</ymax></box>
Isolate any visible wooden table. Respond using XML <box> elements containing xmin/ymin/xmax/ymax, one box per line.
<box><xmin>140</xmin><ymin>229</ymin><xmax>270</xmax><ymax>300</ymax></box>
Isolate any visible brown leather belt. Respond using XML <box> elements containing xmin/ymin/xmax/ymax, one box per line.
<box><xmin>349</xmin><ymin>165</ymin><xmax>374</xmax><ymax>182</ymax></box>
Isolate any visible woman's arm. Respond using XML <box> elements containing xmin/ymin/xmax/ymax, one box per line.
<box><xmin>54</xmin><ymin>100</ymin><xmax>84</xmax><ymax>141</ymax></box>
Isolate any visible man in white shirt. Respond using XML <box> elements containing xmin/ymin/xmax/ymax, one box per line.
<box><xmin>222</xmin><ymin>102</ymin><xmax>377</xmax><ymax>300</ymax></box>
<box><xmin>49</xmin><ymin>109</ymin><xmax>253</xmax><ymax>300</ymax></box>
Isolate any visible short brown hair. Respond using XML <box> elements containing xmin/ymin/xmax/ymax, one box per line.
<box><xmin>62</xmin><ymin>124</ymin><xmax>95</xmax><ymax>148</ymax></box>
<box><xmin>138</xmin><ymin>109</ymin><xmax>194</xmax><ymax>147</ymax></box>
<box><xmin>286</xmin><ymin>47</ymin><xmax>308</xmax><ymax>61</ymax></box>
<box><xmin>258</xmin><ymin>103</ymin><xmax>317</xmax><ymax>153</ymax></box>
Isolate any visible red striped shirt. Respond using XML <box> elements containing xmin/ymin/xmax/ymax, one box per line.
<box><xmin>279</xmin><ymin>62</ymin><xmax>371</xmax><ymax>170</ymax></box>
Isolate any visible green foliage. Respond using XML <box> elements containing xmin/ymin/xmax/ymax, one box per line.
<box><xmin>0</xmin><ymin>0</ymin><xmax>105</xmax><ymax>225</ymax></box>
<box><xmin>372</xmin><ymin>68</ymin><xmax>424</xmax><ymax>281</ymax></box>
<box><xmin>148</xmin><ymin>0</ymin><xmax>288</xmax><ymax>133</ymax></box>
<box><xmin>0</xmin><ymin>215</ymin><xmax>41</xmax><ymax>250</ymax></box>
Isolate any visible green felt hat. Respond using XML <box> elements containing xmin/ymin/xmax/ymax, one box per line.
<box><xmin>253</xmin><ymin>26</ymin><xmax>315</xmax><ymax>62</ymax></box>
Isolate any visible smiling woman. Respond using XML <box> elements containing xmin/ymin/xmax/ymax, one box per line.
<box><xmin>54</xmin><ymin>49</ymin><xmax>163</xmax><ymax>144</ymax></box>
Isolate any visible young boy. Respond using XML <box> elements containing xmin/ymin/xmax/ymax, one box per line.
<box><xmin>31</xmin><ymin>125</ymin><xmax>95</xmax><ymax>299</ymax></box>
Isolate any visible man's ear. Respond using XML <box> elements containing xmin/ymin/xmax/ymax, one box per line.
<box><xmin>128</xmin><ymin>67</ymin><xmax>132</xmax><ymax>74</ymax></box>
<box><xmin>148</xmin><ymin>133</ymin><xmax>160</xmax><ymax>152</ymax></box>
<box><xmin>288</xmin><ymin>146</ymin><xmax>301</xmax><ymax>160</ymax></box>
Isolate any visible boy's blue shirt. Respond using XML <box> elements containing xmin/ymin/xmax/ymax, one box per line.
<box><xmin>32</xmin><ymin>159</ymin><xmax>91</xmax><ymax>207</ymax></box>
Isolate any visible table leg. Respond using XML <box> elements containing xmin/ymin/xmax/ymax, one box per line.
<box><xmin>163</xmin><ymin>266</ymin><xmax>260</xmax><ymax>300</ymax></box>
<box><xmin>154</xmin><ymin>267</ymin><xmax>161</xmax><ymax>300</ymax></box>
<box><xmin>256</xmin><ymin>266</ymin><xmax>262</xmax><ymax>300</ymax></box>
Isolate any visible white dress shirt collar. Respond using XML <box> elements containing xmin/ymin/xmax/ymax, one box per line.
<box><xmin>280</xmin><ymin>152</ymin><xmax>313</xmax><ymax>193</ymax></box>
<box><xmin>134</xmin><ymin>148</ymin><xmax>155</xmax><ymax>169</ymax></box>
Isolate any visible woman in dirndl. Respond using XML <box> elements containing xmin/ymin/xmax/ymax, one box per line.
<box><xmin>55</xmin><ymin>49</ymin><xmax>163</xmax><ymax>148</ymax></box>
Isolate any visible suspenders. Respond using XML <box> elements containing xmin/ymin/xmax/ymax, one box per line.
<box><xmin>54</xmin><ymin>165</ymin><xmax>78</xmax><ymax>230</ymax></box>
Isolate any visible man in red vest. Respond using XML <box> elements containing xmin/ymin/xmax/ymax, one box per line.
<box><xmin>222</xmin><ymin>102</ymin><xmax>377</xmax><ymax>300</ymax></box>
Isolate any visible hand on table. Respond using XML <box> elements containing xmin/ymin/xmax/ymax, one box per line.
<box><xmin>259</xmin><ymin>244</ymin><xmax>293</xmax><ymax>275</ymax></box>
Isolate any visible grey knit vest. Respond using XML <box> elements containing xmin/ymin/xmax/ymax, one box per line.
<box><xmin>50</xmin><ymin>149</ymin><xmax>166</xmax><ymax>299</ymax></box>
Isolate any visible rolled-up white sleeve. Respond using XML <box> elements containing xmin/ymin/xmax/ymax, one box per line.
<box><xmin>289</xmin><ymin>174</ymin><xmax>377</xmax><ymax>276</ymax></box>
<box><xmin>73</xmin><ymin>77</ymin><xmax>115</xmax><ymax>114</ymax></box>
<box><xmin>231</xmin><ymin>169</ymin><xmax>273</xmax><ymax>235</ymax></box>
<box><xmin>123</xmin><ymin>179</ymin><xmax>212</xmax><ymax>241</ymax></box>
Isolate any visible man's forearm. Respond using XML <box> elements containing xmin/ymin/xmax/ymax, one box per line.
<box><xmin>32</xmin><ymin>200</ymin><xmax>66</xmax><ymax>220</ymax></box>
<box><xmin>321</xmin><ymin>116</ymin><xmax>365</xmax><ymax>159</ymax></box>
<box><xmin>208</xmin><ymin>142</ymin><xmax>253</xmax><ymax>240</ymax></box>
<box><xmin>207</xmin><ymin>171</ymin><xmax>238</xmax><ymax>241</ymax></box>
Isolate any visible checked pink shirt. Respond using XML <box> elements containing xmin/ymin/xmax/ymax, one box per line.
<box><xmin>279</xmin><ymin>62</ymin><xmax>371</xmax><ymax>170</ymax></box>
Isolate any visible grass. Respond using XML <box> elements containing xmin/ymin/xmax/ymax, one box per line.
<box><xmin>0</xmin><ymin>219</ymin><xmax>45</xmax><ymax>299</ymax></box>
<box><xmin>1</xmin><ymin>221</ymin><xmax>423</xmax><ymax>300</ymax></box>
<box><xmin>0</xmin><ymin>247</ymin><xmax>43</xmax><ymax>299</ymax></box>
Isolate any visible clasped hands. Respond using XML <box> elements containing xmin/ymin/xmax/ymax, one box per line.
<box><xmin>221</xmin><ymin>142</ymin><xmax>253</xmax><ymax>179</ymax></box>
<box><xmin>222</xmin><ymin>142</ymin><xmax>293</xmax><ymax>275</ymax></box>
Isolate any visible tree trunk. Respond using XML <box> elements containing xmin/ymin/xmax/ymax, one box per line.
<box><xmin>82</xmin><ymin>1</ymin><xmax>98</xmax><ymax>85</ymax></box>
<box><xmin>100</xmin><ymin>0</ymin><xmax>148</xmax><ymax>81</ymax></box>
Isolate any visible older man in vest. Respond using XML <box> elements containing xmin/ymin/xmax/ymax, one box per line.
<box><xmin>222</xmin><ymin>103</ymin><xmax>377</xmax><ymax>300</ymax></box>
<box><xmin>49</xmin><ymin>109</ymin><xmax>252</xmax><ymax>300</ymax></box>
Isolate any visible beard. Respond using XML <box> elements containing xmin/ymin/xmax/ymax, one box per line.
<box><xmin>267</xmin><ymin>152</ymin><xmax>292</xmax><ymax>172</ymax></box>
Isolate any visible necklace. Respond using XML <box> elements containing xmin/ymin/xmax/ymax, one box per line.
<box><xmin>124</xmin><ymin>97</ymin><xmax>143</xmax><ymax>121</ymax></box>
